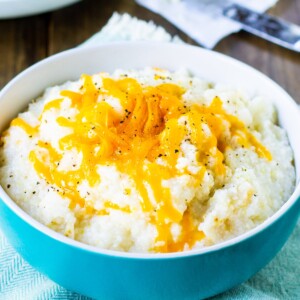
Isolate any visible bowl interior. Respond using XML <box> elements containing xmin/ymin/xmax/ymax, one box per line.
<box><xmin>0</xmin><ymin>42</ymin><xmax>299</xmax><ymax>258</ymax></box>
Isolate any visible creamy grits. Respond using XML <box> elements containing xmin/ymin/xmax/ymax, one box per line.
<box><xmin>0</xmin><ymin>68</ymin><xmax>295</xmax><ymax>253</ymax></box>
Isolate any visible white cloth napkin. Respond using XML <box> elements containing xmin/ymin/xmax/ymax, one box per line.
<box><xmin>136</xmin><ymin>0</ymin><xmax>278</xmax><ymax>48</ymax></box>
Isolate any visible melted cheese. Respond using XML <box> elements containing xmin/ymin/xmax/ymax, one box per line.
<box><xmin>11</xmin><ymin>118</ymin><xmax>37</xmax><ymax>135</ymax></box>
<box><xmin>10</xmin><ymin>73</ymin><xmax>272</xmax><ymax>253</ymax></box>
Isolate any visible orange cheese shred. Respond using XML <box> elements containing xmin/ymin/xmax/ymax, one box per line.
<box><xmin>11</xmin><ymin>118</ymin><xmax>38</xmax><ymax>136</ymax></box>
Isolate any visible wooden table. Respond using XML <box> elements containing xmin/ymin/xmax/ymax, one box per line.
<box><xmin>0</xmin><ymin>0</ymin><xmax>299</xmax><ymax>103</ymax></box>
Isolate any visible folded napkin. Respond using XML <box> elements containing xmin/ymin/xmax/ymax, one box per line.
<box><xmin>136</xmin><ymin>0</ymin><xmax>278</xmax><ymax>48</ymax></box>
<box><xmin>0</xmin><ymin>13</ymin><xmax>299</xmax><ymax>300</ymax></box>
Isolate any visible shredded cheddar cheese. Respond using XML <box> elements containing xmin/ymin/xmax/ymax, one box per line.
<box><xmin>10</xmin><ymin>72</ymin><xmax>272</xmax><ymax>253</ymax></box>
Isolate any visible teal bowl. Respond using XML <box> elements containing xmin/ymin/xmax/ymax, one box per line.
<box><xmin>0</xmin><ymin>43</ymin><xmax>300</xmax><ymax>299</ymax></box>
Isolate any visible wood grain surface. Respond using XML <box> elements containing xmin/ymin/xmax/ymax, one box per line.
<box><xmin>0</xmin><ymin>0</ymin><xmax>299</xmax><ymax>103</ymax></box>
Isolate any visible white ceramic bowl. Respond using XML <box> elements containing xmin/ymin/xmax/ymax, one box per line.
<box><xmin>0</xmin><ymin>0</ymin><xmax>81</xmax><ymax>19</ymax></box>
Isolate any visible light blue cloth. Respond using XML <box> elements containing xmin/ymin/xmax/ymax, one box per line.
<box><xmin>0</xmin><ymin>222</ymin><xmax>299</xmax><ymax>299</ymax></box>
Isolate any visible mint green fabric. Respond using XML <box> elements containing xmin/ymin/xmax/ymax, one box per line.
<box><xmin>0</xmin><ymin>221</ymin><xmax>299</xmax><ymax>299</ymax></box>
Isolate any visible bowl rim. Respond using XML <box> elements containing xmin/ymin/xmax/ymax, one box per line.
<box><xmin>0</xmin><ymin>0</ymin><xmax>81</xmax><ymax>20</ymax></box>
<box><xmin>0</xmin><ymin>41</ymin><xmax>300</xmax><ymax>259</ymax></box>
